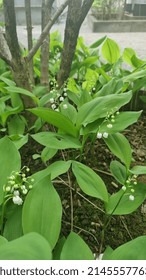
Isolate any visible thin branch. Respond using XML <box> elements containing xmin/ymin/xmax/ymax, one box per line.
<box><xmin>26</xmin><ymin>0</ymin><xmax>69</xmax><ymax>62</ymax></box>
<box><xmin>78</xmin><ymin>0</ymin><xmax>94</xmax><ymax>25</ymax></box>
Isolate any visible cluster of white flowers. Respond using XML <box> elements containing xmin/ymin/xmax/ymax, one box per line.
<box><xmin>3</xmin><ymin>166</ymin><xmax>34</xmax><ymax>206</ymax></box>
<box><xmin>49</xmin><ymin>84</ymin><xmax>68</xmax><ymax>112</ymax></box>
<box><xmin>97</xmin><ymin>110</ymin><xmax>120</xmax><ymax>140</ymax></box>
<box><xmin>122</xmin><ymin>175</ymin><xmax>138</xmax><ymax>201</ymax></box>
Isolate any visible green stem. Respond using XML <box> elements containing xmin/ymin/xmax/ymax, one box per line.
<box><xmin>99</xmin><ymin>191</ymin><xmax>125</xmax><ymax>255</ymax></box>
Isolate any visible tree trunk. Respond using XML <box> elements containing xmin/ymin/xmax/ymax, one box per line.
<box><xmin>25</xmin><ymin>0</ymin><xmax>34</xmax><ymax>85</ymax></box>
<box><xmin>57</xmin><ymin>0</ymin><xmax>94</xmax><ymax>88</ymax></box>
<box><xmin>3</xmin><ymin>0</ymin><xmax>34</xmax><ymax>109</ymax></box>
<box><xmin>40</xmin><ymin>0</ymin><xmax>55</xmax><ymax>87</ymax></box>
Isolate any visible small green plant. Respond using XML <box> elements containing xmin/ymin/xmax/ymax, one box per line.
<box><xmin>0</xmin><ymin>35</ymin><xmax>146</xmax><ymax>259</ymax></box>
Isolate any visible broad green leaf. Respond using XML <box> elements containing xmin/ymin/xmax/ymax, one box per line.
<box><xmin>8</xmin><ymin>115</ymin><xmax>25</xmax><ymax>135</ymax></box>
<box><xmin>6</xmin><ymin>86</ymin><xmax>38</xmax><ymax>104</ymax></box>
<box><xmin>0</xmin><ymin>76</ymin><xmax>16</xmax><ymax>86</ymax></box>
<box><xmin>106</xmin><ymin>183</ymin><xmax>146</xmax><ymax>215</ymax></box>
<box><xmin>123</xmin><ymin>69</ymin><xmax>146</xmax><ymax>83</ymax></box>
<box><xmin>110</xmin><ymin>161</ymin><xmax>127</xmax><ymax>185</ymax></box>
<box><xmin>0</xmin><ymin>233</ymin><xmax>52</xmax><ymax>260</ymax></box>
<box><xmin>95</xmin><ymin>78</ymin><xmax>123</xmax><ymax>97</ymax></box>
<box><xmin>85</xmin><ymin>68</ymin><xmax>99</xmax><ymax>83</ymax></box>
<box><xmin>131</xmin><ymin>55</ymin><xmax>146</xmax><ymax>68</ymax></box>
<box><xmin>31</xmin><ymin>160</ymin><xmax>71</xmax><ymax>183</ymax></box>
<box><xmin>41</xmin><ymin>147</ymin><xmax>58</xmax><ymax>164</ymax></box>
<box><xmin>80</xmin><ymin>56</ymin><xmax>98</xmax><ymax>67</ymax></box>
<box><xmin>100</xmin><ymin>111</ymin><xmax>142</xmax><ymax>134</ymax></box>
<box><xmin>67</xmin><ymin>78</ymin><xmax>80</xmax><ymax>94</ymax></box>
<box><xmin>109</xmin><ymin>236</ymin><xmax>146</xmax><ymax>260</ymax></box>
<box><xmin>60</xmin><ymin>102</ymin><xmax>77</xmax><ymax>124</ymax></box>
<box><xmin>122</xmin><ymin>48</ymin><xmax>136</xmax><ymax>67</ymax></box>
<box><xmin>0</xmin><ymin>137</ymin><xmax>21</xmax><ymax>205</ymax></box>
<box><xmin>29</xmin><ymin>107</ymin><xmax>79</xmax><ymax>137</ymax></box>
<box><xmin>3</xmin><ymin>207</ymin><xmax>23</xmax><ymax>241</ymax></box>
<box><xmin>9</xmin><ymin>134</ymin><xmax>28</xmax><ymax>150</ymax></box>
<box><xmin>0</xmin><ymin>106</ymin><xmax>22</xmax><ymax>126</ymax></box>
<box><xmin>102</xmin><ymin>246</ymin><xmax>113</xmax><ymax>260</ymax></box>
<box><xmin>133</xmin><ymin>77</ymin><xmax>146</xmax><ymax>93</ymax></box>
<box><xmin>72</xmin><ymin>161</ymin><xmax>108</xmax><ymax>202</ymax></box>
<box><xmin>102</xmin><ymin>38</ymin><xmax>120</xmax><ymax>64</ymax></box>
<box><xmin>90</xmin><ymin>36</ymin><xmax>107</xmax><ymax>48</ymax></box>
<box><xmin>22</xmin><ymin>176</ymin><xmax>62</xmax><ymax>249</ymax></box>
<box><xmin>0</xmin><ymin>236</ymin><xmax>8</xmax><ymax>247</ymax></box>
<box><xmin>53</xmin><ymin>237</ymin><xmax>66</xmax><ymax>260</ymax></box>
<box><xmin>76</xmin><ymin>91</ymin><xmax>132</xmax><ymax>128</ymax></box>
<box><xmin>130</xmin><ymin>165</ymin><xmax>146</xmax><ymax>175</ymax></box>
<box><xmin>60</xmin><ymin>232</ymin><xmax>94</xmax><ymax>260</ymax></box>
<box><xmin>31</xmin><ymin>132</ymin><xmax>81</xmax><ymax>150</ymax></box>
<box><xmin>104</xmin><ymin>133</ymin><xmax>132</xmax><ymax>168</ymax></box>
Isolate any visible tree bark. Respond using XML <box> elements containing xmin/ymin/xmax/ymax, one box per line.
<box><xmin>57</xmin><ymin>0</ymin><xmax>94</xmax><ymax>88</ymax></box>
<box><xmin>3</xmin><ymin>0</ymin><xmax>35</xmax><ymax>126</ymax></box>
<box><xmin>25</xmin><ymin>0</ymin><xmax>34</xmax><ymax>84</ymax></box>
<box><xmin>40</xmin><ymin>0</ymin><xmax>55</xmax><ymax>87</ymax></box>
<box><xmin>27</xmin><ymin>0</ymin><xmax>69</xmax><ymax>62</ymax></box>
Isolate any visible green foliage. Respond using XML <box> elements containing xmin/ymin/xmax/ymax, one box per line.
<box><xmin>22</xmin><ymin>176</ymin><xmax>62</xmax><ymax>249</ymax></box>
<box><xmin>60</xmin><ymin>232</ymin><xmax>94</xmax><ymax>260</ymax></box>
<box><xmin>104</xmin><ymin>133</ymin><xmax>132</xmax><ymax>169</ymax></box>
<box><xmin>72</xmin><ymin>161</ymin><xmax>108</xmax><ymax>202</ymax></box>
<box><xmin>0</xmin><ymin>33</ymin><xmax>146</xmax><ymax>260</ymax></box>
<box><xmin>102</xmin><ymin>38</ymin><xmax>121</xmax><ymax>64</ymax></box>
<box><xmin>107</xmin><ymin>236</ymin><xmax>146</xmax><ymax>260</ymax></box>
<box><xmin>0</xmin><ymin>137</ymin><xmax>21</xmax><ymax>205</ymax></box>
<box><xmin>0</xmin><ymin>233</ymin><xmax>52</xmax><ymax>260</ymax></box>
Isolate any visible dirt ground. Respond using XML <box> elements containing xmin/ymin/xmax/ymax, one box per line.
<box><xmin>21</xmin><ymin>113</ymin><xmax>146</xmax><ymax>254</ymax></box>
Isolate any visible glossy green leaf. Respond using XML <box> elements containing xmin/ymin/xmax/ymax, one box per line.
<box><xmin>29</xmin><ymin>107</ymin><xmax>79</xmax><ymax>137</ymax></box>
<box><xmin>0</xmin><ymin>233</ymin><xmax>52</xmax><ymax>260</ymax></box>
<box><xmin>0</xmin><ymin>76</ymin><xmax>16</xmax><ymax>86</ymax></box>
<box><xmin>109</xmin><ymin>236</ymin><xmax>146</xmax><ymax>260</ymax></box>
<box><xmin>0</xmin><ymin>236</ymin><xmax>8</xmax><ymax>247</ymax></box>
<box><xmin>104</xmin><ymin>133</ymin><xmax>132</xmax><ymax>168</ymax></box>
<box><xmin>3</xmin><ymin>207</ymin><xmax>23</xmax><ymax>241</ymax></box>
<box><xmin>0</xmin><ymin>106</ymin><xmax>22</xmax><ymax>126</ymax></box>
<box><xmin>53</xmin><ymin>237</ymin><xmax>66</xmax><ymax>260</ymax></box>
<box><xmin>80</xmin><ymin>56</ymin><xmax>98</xmax><ymax>67</ymax></box>
<box><xmin>6</xmin><ymin>86</ymin><xmax>38</xmax><ymax>104</ymax></box>
<box><xmin>95</xmin><ymin>78</ymin><xmax>123</xmax><ymax>97</ymax></box>
<box><xmin>8</xmin><ymin>115</ymin><xmax>26</xmax><ymax>135</ymax></box>
<box><xmin>106</xmin><ymin>183</ymin><xmax>146</xmax><ymax>215</ymax></box>
<box><xmin>130</xmin><ymin>165</ymin><xmax>146</xmax><ymax>175</ymax></box>
<box><xmin>9</xmin><ymin>134</ymin><xmax>28</xmax><ymax>150</ymax></box>
<box><xmin>31</xmin><ymin>160</ymin><xmax>71</xmax><ymax>183</ymax></box>
<box><xmin>60</xmin><ymin>102</ymin><xmax>77</xmax><ymax>124</ymax></box>
<box><xmin>72</xmin><ymin>161</ymin><xmax>108</xmax><ymax>202</ymax></box>
<box><xmin>76</xmin><ymin>91</ymin><xmax>132</xmax><ymax>128</ymax></box>
<box><xmin>0</xmin><ymin>137</ymin><xmax>21</xmax><ymax>205</ymax></box>
<box><xmin>60</xmin><ymin>232</ymin><xmax>94</xmax><ymax>260</ymax></box>
<box><xmin>122</xmin><ymin>48</ymin><xmax>136</xmax><ymax>67</ymax></box>
<box><xmin>123</xmin><ymin>69</ymin><xmax>146</xmax><ymax>83</ymax></box>
<box><xmin>22</xmin><ymin>176</ymin><xmax>62</xmax><ymax>249</ymax></box>
<box><xmin>102</xmin><ymin>246</ymin><xmax>113</xmax><ymax>260</ymax></box>
<box><xmin>131</xmin><ymin>55</ymin><xmax>146</xmax><ymax>68</ymax></box>
<box><xmin>110</xmin><ymin>161</ymin><xmax>127</xmax><ymax>185</ymax></box>
<box><xmin>102</xmin><ymin>38</ymin><xmax>120</xmax><ymax>64</ymax></box>
<box><xmin>90</xmin><ymin>36</ymin><xmax>107</xmax><ymax>48</ymax></box>
<box><xmin>41</xmin><ymin>147</ymin><xmax>57</xmax><ymax>164</ymax></box>
<box><xmin>31</xmin><ymin>132</ymin><xmax>81</xmax><ymax>150</ymax></box>
<box><xmin>100</xmin><ymin>111</ymin><xmax>142</xmax><ymax>134</ymax></box>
